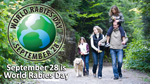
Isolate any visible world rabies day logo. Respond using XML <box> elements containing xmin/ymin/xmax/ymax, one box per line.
<box><xmin>8</xmin><ymin>4</ymin><xmax>66</xmax><ymax>61</ymax></box>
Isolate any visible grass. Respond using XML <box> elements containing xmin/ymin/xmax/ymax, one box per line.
<box><xmin>143</xmin><ymin>77</ymin><xmax>150</xmax><ymax>82</ymax></box>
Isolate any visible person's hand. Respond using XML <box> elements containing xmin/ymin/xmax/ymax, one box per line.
<box><xmin>81</xmin><ymin>52</ymin><xmax>84</xmax><ymax>55</ymax></box>
<box><xmin>114</xmin><ymin>20</ymin><xmax>119</xmax><ymax>23</ymax></box>
<box><xmin>98</xmin><ymin>41</ymin><xmax>101</xmax><ymax>46</ymax></box>
<box><xmin>97</xmin><ymin>50</ymin><xmax>99</xmax><ymax>53</ymax></box>
<box><xmin>112</xmin><ymin>16</ymin><xmax>116</xmax><ymax>20</ymax></box>
<box><xmin>114</xmin><ymin>17</ymin><xmax>116</xmax><ymax>20</ymax></box>
<box><xmin>115</xmin><ymin>20</ymin><xmax>119</xmax><ymax>23</ymax></box>
<box><xmin>122</xmin><ymin>41</ymin><xmax>126</xmax><ymax>45</ymax></box>
<box><xmin>97</xmin><ymin>50</ymin><xmax>102</xmax><ymax>53</ymax></box>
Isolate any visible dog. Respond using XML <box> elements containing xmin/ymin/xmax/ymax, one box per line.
<box><xmin>73</xmin><ymin>58</ymin><xmax>84</xmax><ymax>77</ymax></box>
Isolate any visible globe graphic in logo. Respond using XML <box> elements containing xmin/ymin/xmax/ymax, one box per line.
<box><xmin>16</xmin><ymin>13</ymin><xmax>56</xmax><ymax>52</ymax></box>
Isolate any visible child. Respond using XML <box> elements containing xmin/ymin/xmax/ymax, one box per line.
<box><xmin>78</xmin><ymin>37</ymin><xmax>89</xmax><ymax>76</ymax></box>
<box><xmin>106</xmin><ymin>5</ymin><xmax>126</xmax><ymax>47</ymax></box>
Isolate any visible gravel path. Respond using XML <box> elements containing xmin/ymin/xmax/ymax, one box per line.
<box><xmin>36</xmin><ymin>65</ymin><xmax>150</xmax><ymax>84</ymax></box>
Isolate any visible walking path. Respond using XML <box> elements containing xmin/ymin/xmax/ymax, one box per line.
<box><xmin>36</xmin><ymin>65</ymin><xmax>150</xmax><ymax>84</ymax></box>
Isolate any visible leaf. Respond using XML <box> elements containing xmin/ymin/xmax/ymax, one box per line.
<box><xmin>0</xmin><ymin>4</ymin><xmax>6</xmax><ymax>9</ymax></box>
<box><xmin>0</xmin><ymin>56</ymin><xmax>4</xmax><ymax>61</ymax></box>
<box><xmin>77</xmin><ymin>12</ymin><xmax>103</xmax><ymax>18</ymax></box>
<box><xmin>4</xmin><ymin>0</ymin><xmax>10</xmax><ymax>4</ymax></box>
<box><xmin>90</xmin><ymin>3</ymin><xmax>104</xmax><ymax>8</ymax></box>
<box><xmin>0</xmin><ymin>74</ymin><xmax>2</xmax><ymax>78</ymax></box>
<box><xmin>8</xmin><ymin>58</ymin><xmax>12</xmax><ymax>63</ymax></box>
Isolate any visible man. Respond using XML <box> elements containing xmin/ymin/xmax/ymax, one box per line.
<box><xmin>98</xmin><ymin>22</ymin><xmax>128</xmax><ymax>80</ymax></box>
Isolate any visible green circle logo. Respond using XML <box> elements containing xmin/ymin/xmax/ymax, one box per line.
<box><xmin>17</xmin><ymin>13</ymin><xmax>56</xmax><ymax>52</ymax></box>
<box><xmin>8</xmin><ymin>4</ymin><xmax>66</xmax><ymax>61</ymax></box>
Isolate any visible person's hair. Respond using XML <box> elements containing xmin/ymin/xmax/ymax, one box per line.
<box><xmin>93</xmin><ymin>26</ymin><xmax>103</xmax><ymax>34</ymax></box>
<box><xmin>90</xmin><ymin>26</ymin><xmax>103</xmax><ymax>38</ymax></box>
<box><xmin>78</xmin><ymin>37</ymin><xmax>87</xmax><ymax>46</ymax></box>
<box><xmin>113</xmin><ymin>22</ymin><xmax>120</xmax><ymax>26</ymax></box>
<box><xmin>109</xmin><ymin>5</ymin><xmax>120</xmax><ymax>16</ymax></box>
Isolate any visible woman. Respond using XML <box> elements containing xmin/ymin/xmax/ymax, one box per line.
<box><xmin>91</xmin><ymin>26</ymin><xmax>105</xmax><ymax>79</ymax></box>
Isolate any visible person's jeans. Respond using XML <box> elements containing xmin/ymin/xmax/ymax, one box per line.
<box><xmin>81</xmin><ymin>54</ymin><xmax>89</xmax><ymax>72</ymax></box>
<box><xmin>107</xmin><ymin>25</ymin><xmax>125</xmax><ymax>37</ymax></box>
<box><xmin>92</xmin><ymin>51</ymin><xmax>104</xmax><ymax>77</ymax></box>
<box><xmin>110</xmin><ymin>49</ymin><xmax>123</xmax><ymax>78</ymax></box>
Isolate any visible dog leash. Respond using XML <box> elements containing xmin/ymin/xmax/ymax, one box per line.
<box><xmin>83</xmin><ymin>55</ymin><xmax>86</xmax><ymax>72</ymax></box>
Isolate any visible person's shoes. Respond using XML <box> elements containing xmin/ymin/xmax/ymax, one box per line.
<box><xmin>114</xmin><ymin>77</ymin><xmax>119</xmax><ymax>80</ymax></box>
<box><xmin>83</xmin><ymin>71</ymin><xmax>86</xmax><ymax>76</ymax></box>
<box><xmin>86</xmin><ymin>71</ymin><xmax>89</xmax><ymax>76</ymax></box>
<box><xmin>105</xmin><ymin>43</ymin><xmax>110</xmax><ymax>47</ymax></box>
<box><xmin>93</xmin><ymin>74</ymin><xmax>96</xmax><ymax>78</ymax></box>
<box><xmin>98</xmin><ymin>76</ymin><xmax>102</xmax><ymax>79</ymax></box>
<box><xmin>119</xmin><ymin>74</ymin><xmax>122</xmax><ymax>78</ymax></box>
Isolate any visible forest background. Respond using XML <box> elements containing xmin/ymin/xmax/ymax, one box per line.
<box><xmin>0</xmin><ymin>0</ymin><xmax>150</xmax><ymax>83</ymax></box>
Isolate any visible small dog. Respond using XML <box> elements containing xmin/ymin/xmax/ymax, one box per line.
<box><xmin>73</xmin><ymin>58</ymin><xmax>84</xmax><ymax>77</ymax></box>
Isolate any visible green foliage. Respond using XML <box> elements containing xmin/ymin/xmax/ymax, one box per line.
<box><xmin>0</xmin><ymin>0</ymin><xmax>150</xmax><ymax>83</ymax></box>
<box><xmin>73</xmin><ymin>0</ymin><xmax>112</xmax><ymax>39</ymax></box>
<box><xmin>143</xmin><ymin>77</ymin><xmax>150</xmax><ymax>82</ymax></box>
<box><xmin>128</xmin><ymin>0</ymin><xmax>150</xmax><ymax>40</ymax></box>
<box><xmin>0</xmin><ymin>0</ymin><xmax>65</xmax><ymax>83</ymax></box>
<box><xmin>123</xmin><ymin>0</ymin><xmax>150</xmax><ymax>72</ymax></box>
<box><xmin>140</xmin><ymin>0</ymin><xmax>150</xmax><ymax>40</ymax></box>
<box><xmin>75</xmin><ymin>32</ymin><xmax>80</xmax><ymax>43</ymax></box>
<box><xmin>124</xmin><ymin>28</ymin><xmax>150</xmax><ymax>72</ymax></box>
<box><xmin>103</xmin><ymin>55</ymin><xmax>111</xmax><ymax>62</ymax></box>
<box><xmin>62</xmin><ymin>60</ymin><xmax>73</xmax><ymax>68</ymax></box>
<box><xmin>44</xmin><ymin>0</ymin><xmax>81</xmax><ymax>29</ymax></box>
<box><xmin>0</xmin><ymin>1</ymin><xmax>17</xmax><ymax>83</ymax></box>
<box><xmin>77</xmin><ymin>12</ymin><xmax>103</xmax><ymax>18</ymax></box>
<box><xmin>42</xmin><ymin>56</ymin><xmax>60</xmax><ymax>66</ymax></box>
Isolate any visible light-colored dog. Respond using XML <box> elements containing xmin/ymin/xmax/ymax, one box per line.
<box><xmin>73</xmin><ymin>58</ymin><xmax>84</xmax><ymax>77</ymax></box>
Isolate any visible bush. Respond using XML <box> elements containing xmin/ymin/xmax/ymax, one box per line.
<box><xmin>124</xmin><ymin>28</ymin><xmax>150</xmax><ymax>72</ymax></box>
